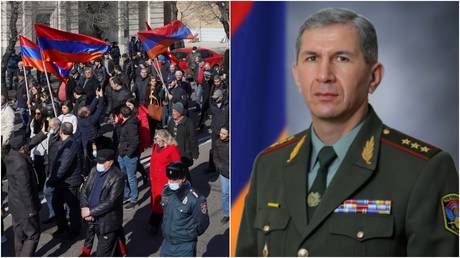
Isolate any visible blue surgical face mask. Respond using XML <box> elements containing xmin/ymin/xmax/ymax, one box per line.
<box><xmin>96</xmin><ymin>163</ymin><xmax>106</xmax><ymax>173</ymax></box>
<box><xmin>92</xmin><ymin>150</ymin><xmax>97</xmax><ymax>158</ymax></box>
<box><xmin>168</xmin><ymin>182</ymin><xmax>180</xmax><ymax>191</ymax></box>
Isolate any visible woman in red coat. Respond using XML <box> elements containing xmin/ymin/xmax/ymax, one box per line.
<box><xmin>149</xmin><ymin>129</ymin><xmax>181</xmax><ymax>233</ymax></box>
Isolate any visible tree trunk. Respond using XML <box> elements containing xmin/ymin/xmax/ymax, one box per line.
<box><xmin>1</xmin><ymin>1</ymin><xmax>20</xmax><ymax>98</ymax></box>
<box><xmin>215</xmin><ymin>2</ymin><xmax>229</xmax><ymax>40</ymax></box>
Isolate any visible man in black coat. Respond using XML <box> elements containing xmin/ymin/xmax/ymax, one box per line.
<box><xmin>121</xmin><ymin>54</ymin><xmax>134</xmax><ymax>89</ymax></box>
<box><xmin>167</xmin><ymin>103</ymin><xmax>199</xmax><ymax>169</ymax></box>
<box><xmin>80</xmin><ymin>149</ymin><xmax>126</xmax><ymax>256</ymax></box>
<box><xmin>106</xmin><ymin>76</ymin><xmax>132</xmax><ymax>117</ymax></box>
<box><xmin>115</xmin><ymin>106</ymin><xmax>140</xmax><ymax>209</ymax></box>
<box><xmin>47</xmin><ymin>122</ymin><xmax>83</xmax><ymax>239</ymax></box>
<box><xmin>4</xmin><ymin>129</ymin><xmax>47</xmax><ymax>256</ymax></box>
<box><xmin>79</xmin><ymin>67</ymin><xmax>99</xmax><ymax>103</ymax></box>
<box><xmin>213</xmin><ymin>127</ymin><xmax>229</xmax><ymax>223</ymax></box>
<box><xmin>15</xmin><ymin>73</ymin><xmax>29</xmax><ymax>129</ymax></box>
<box><xmin>133</xmin><ymin>68</ymin><xmax>149</xmax><ymax>105</ymax></box>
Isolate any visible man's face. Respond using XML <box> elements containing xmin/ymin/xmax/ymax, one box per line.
<box><xmin>140</xmin><ymin>70</ymin><xmax>148</xmax><ymax>78</ymax></box>
<box><xmin>219</xmin><ymin>128</ymin><xmax>229</xmax><ymax>141</ymax></box>
<box><xmin>214</xmin><ymin>78</ymin><xmax>221</xmax><ymax>86</ymax></box>
<box><xmin>175</xmin><ymin>72</ymin><xmax>182</xmax><ymax>81</ymax></box>
<box><xmin>84</xmin><ymin>70</ymin><xmax>92</xmax><ymax>78</ymax></box>
<box><xmin>172</xmin><ymin>109</ymin><xmax>182</xmax><ymax>120</ymax></box>
<box><xmin>292</xmin><ymin>23</ymin><xmax>379</xmax><ymax>122</ymax></box>
<box><xmin>169</xmin><ymin>64</ymin><xmax>175</xmax><ymax>72</ymax></box>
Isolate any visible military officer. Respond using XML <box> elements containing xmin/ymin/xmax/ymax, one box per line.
<box><xmin>236</xmin><ymin>8</ymin><xmax>458</xmax><ymax>257</ymax></box>
<box><xmin>160</xmin><ymin>162</ymin><xmax>210</xmax><ymax>256</ymax></box>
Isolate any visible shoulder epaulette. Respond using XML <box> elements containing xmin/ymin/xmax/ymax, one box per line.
<box><xmin>381</xmin><ymin>127</ymin><xmax>441</xmax><ymax>160</ymax></box>
<box><xmin>190</xmin><ymin>189</ymin><xmax>199</xmax><ymax>198</ymax></box>
<box><xmin>260</xmin><ymin>134</ymin><xmax>303</xmax><ymax>156</ymax></box>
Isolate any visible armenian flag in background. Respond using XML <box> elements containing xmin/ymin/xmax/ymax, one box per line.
<box><xmin>35</xmin><ymin>23</ymin><xmax>110</xmax><ymax>63</ymax></box>
<box><xmin>19</xmin><ymin>35</ymin><xmax>73</xmax><ymax>82</ymax></box>
<box><xmin>231</xmin><ymin>2</ymin><xmax>287</xmax><ymax>255</ymax></box>
<box><xmin>143</xmin><ymin>21</ymin><xmax>180</xmax><ymax>65</ymax></box>
<box><xmin>138</xmin><ymin>20</ymin><xmax>194</xmax><ymax>59</ymax></box>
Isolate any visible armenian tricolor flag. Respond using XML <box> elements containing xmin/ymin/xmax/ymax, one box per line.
<box><xmin>19</xmin><ymin>35</ymin><xmax>73</xmax><ymax>82</ymax></box>
<box><xmin>138</xmin><ymin>20</ymin><xmax>194</xmax><ymax>59</ymax></box>
<box><xmin>35</xmin><ymin>23</ymin><xmax>110</xmax><ymax>63</ymax></box>
<box><xmin>231</xmin><ymin>2</ymin><xmax>287</xmax><ymax>255</ymax></box>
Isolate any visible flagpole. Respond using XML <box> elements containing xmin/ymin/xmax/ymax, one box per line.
<box><xmin>41</xmin><ymin>59</ymin><xmax>58</xmax><ymax>117</ymax></box>
<box><xmin>153</xmin><ymin>57</ymin><xmax>170</xmax><ymax>95</ymax></box>
<box><xmin>22</xmin><ymin>68</ymin><xmax>31</xmax><ymax>115</ymax></box>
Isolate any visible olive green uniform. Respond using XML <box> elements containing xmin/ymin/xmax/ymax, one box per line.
<box><xmin>236</xmin><ymin>107</ymin><xmax>459</xmax><ymax>256</ymax></box>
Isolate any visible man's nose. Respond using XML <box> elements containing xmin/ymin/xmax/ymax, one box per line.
<box><xmin>316</xmin><ymin>60</ymin><xmax>335</xmax><ymax>83</ymax></box>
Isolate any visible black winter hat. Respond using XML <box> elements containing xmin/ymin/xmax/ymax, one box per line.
<box><xmin>96</xmin><ymin>149</ymin><xmax>115</xmax><ymax>163</ymax></box>
<box><xmin>166</xmin><ymin>162</ymin><xmax>187</xmax><ymax>180</ymax></box>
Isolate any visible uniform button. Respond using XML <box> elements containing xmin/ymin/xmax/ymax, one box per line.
<box><xmin>263</xmin><ymin>225</ymin><xmax>270</xmax><ymax>233</ymax></box>
<box><xmin>356</xmin><ymin>230</ymin><xmax>364</xmax><ymax>239</ymax></box>
<box><xmin>297</xmin><ymin>248</ymin><xmax>309</xmax><ymax>257</ymax></box>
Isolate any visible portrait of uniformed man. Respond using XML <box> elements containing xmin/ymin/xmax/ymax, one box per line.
<box><xmin>235</xmin><ymin>7</ymin><xmax>459</xmax><ymax>257</ymax></box>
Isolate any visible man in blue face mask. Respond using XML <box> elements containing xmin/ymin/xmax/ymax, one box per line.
<box><xmin>160</xmin><ymin>162</ymin><xmax>210</xmax><ymax>257</ymax></box>
<box><xmin>79</xmin><ymin>149</ymin><xmax>127</xmax><ymax>256</ymax></box>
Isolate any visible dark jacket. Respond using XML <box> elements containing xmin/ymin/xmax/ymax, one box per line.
<box><xmin>80</xmin><ymin>76</ymin><xmax>99</xmax><ymax>103</ymax></box>
<box><xmin>210</xmin><ymin>100</ymin><xmax>229</xmax><ymax>141</ymax></box>
<box><xmin>170</xmin><ymin>86</ymin><xmax>188</xmax><ymax>110</ymax></box>
<box><xmin>66</xmin><ymin>77</ymin><xmax>78</xmax><ymax>103</ymax></box>
<box><xmin>133</xmin><ymin>76</ymin><xmax>149</xmax><ymax>105</ymax></box>
<box><xmin>16</xmin><ymin>79</ymin><xmax>28</xmax><ymax>108</ymax></box>
<box><xmin>4</xmin><ymin>132</ymin><xmax>46</xmax><ymax>220</ymax></box>
<box><xmin>80</xmin><ymin>165</ymin><xmax>125</xmax><ymax>234</ymax></box>
<box><xmin>48</xmin><ymin>135</ymin><xmax>83</xmax><ymax>188</ymax></box>
<box><xmin>93</xmin><ymin>65</ymin><xmax>107</xmax><ymax>87</ymax></box>
<box><xmin>116</xmin><ymin>116</ymin><xmax>140</xmax><ymax>158</ymax></box>
<box><xmin>177</xmin><ymin>80</ymin><xmax>192</xmax><ymax>97</ymax></box>
<box><xmin>161</xmin><ymin>182</ymin><xmax>209</xmax><ymax>244</ymax></box>
<box><xmin>77</xmin><ymin>96</ymin><xmax>105</xmax><ymax>149</ymax></box>
<box><xmin>213</xmin><ymin>138</ymin><xmax>229</xmax><ymax>178</ymax></box>
<box><xmin>167</xmin><ymin>116</ymin><xmax>199</xmax><ymax>162</ymax></box>
<box><xmin>106</xmin><ymin>87</ymin><xmax>132</xmax><ymax>115</ymax></box>
<box><xmin>73</xmin><ymin>95</ymin><xmax>88</xmax><ymax>116</ymax></box>
<box><xmin>45</xmin><ymin>131</ymin><xmax>61</xmax><ymax>177</ymax></box>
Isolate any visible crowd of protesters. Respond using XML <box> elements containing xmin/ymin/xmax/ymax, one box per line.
<box><xmin>1</xmin><ymin>37</ymin><xmax>229</xmax><ymax>256</ymax></box>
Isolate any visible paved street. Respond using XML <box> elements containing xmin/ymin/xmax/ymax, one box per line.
<box><xmin>1</xmin><ymin>138</ymin><xmax>229</xmax><ymax>257</ymax></box>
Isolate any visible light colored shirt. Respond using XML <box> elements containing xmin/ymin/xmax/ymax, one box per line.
<box><xmin>58</xmin><ymin>113</ymin><xmax>78</xmax><ymax>133</ymax></box>
<box><xmin>308</xmin><ymin>121</ymin><xmax>364</xmax><ymax>190</ymax></box>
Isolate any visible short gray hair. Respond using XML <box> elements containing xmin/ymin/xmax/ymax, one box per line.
<box><xmin>295</xmin><ymin>8</ymin><xmax>378</xmax><ymax>65</ymax></box>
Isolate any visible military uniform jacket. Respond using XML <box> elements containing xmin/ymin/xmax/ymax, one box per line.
<box><xmin>161</xmin><ymin>182</ymin><xmax>210</xmax><ymax>244</ymax></box>
<box><xmin>236</xmin><ymin>107</ymin><xmax>459</xmax><ymax>257</ymax></box>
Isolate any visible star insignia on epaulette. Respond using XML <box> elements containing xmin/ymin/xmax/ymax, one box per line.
<box><xmin>420</xmin><ymin>146</ymin><xmax>430</xmax><ymax>152</ymax></box>
<box><xmin>411</xmin><ymin>142</ymin><xmax>420</xmax><ymax>149</ymax></box>
<box><xmin>402</xmin><ymin>138</ymin><xmax>411</xmax><ymax>145</ymax></box>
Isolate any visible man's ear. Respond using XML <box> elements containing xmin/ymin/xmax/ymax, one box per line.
<box><xmin>368</xmin><ymin>63</ymin><xmax>384</xmax><ymax>94</ymax></box>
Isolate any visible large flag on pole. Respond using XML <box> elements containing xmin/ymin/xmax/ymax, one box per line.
<box><xmin>35</xmin><ymin>24</ymin><xmax>110</xmax><ymax>63</ymax></box>
<box><xmin>231</xmin><ymin>2</ymin><xmax>287</xmax><ymax>255</ymax></box>
<box><xmin>144</xmin><ymin>21</ymin><xmax>180</xmax><ymax>65</ymax></box>
<box><xmin>19</xmin><ymin>35</ymin><xmax>73</xmax><ymax>82</ymax></box>
<box><xmin>138</xmin><ymin>20</ymin><xmax>194</xmax><ymax>59</ymax></box>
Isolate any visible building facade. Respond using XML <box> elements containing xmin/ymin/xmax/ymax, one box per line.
<box><xmin>1</xmin><ymin>1</ymin><xmax>165</xmax><ymax>55</ymax></box>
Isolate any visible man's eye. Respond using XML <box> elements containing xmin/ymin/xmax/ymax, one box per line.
<box><xmin>305</xmin><ymin>56</ymin><xmax>317</xmax><ymax>62</ymax></box>
<box><xmin>336</xmin><ymin>55</ymin><xmax>350</xmax><ymax>62</ymax></box>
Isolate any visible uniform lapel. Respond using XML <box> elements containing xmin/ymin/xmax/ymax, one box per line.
<box><xmin>283</xmin><ymin>129</ymin><xmax>311</xmax><ymax>236</ymax></box>
<box><xmin>302</xmin><ymin>107</ymin><xmax>383</xmax><ymax>239</ymax></box>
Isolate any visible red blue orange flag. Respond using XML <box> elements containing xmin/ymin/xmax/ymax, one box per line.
<box><xmin>144</xmin><ymin>21</ymin><xmax>180</xmax><ymax>64</ymax></box>
<box><xmin>138</xmin><ymin>20</ymin><xmax>194</xmax><ymax>59</ymax></box>
<box><xmin>231</xmin><ymin>2</ymin><xmax>286</xmax><ymax>255</ymax></box>
<box><xmin>19</xmin><ymin>35</ymin><xmax>73</xmax><ymax>82</ymax></box>
<box><xmin>35</xmin><ymin>23</ymin><xmax>110</xmax><ymax>63</ymax></box>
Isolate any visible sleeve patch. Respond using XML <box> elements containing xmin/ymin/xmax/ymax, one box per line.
<box><xmin>441</xmin><ymin>194</ymin><xmax>459</xmax><ymax>236</ymax></box>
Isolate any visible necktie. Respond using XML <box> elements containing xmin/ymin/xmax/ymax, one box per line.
<box><xmin>307</xmin><ymin>146</ymin><xmax>337</xmax><ymax>220</ymax></box>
